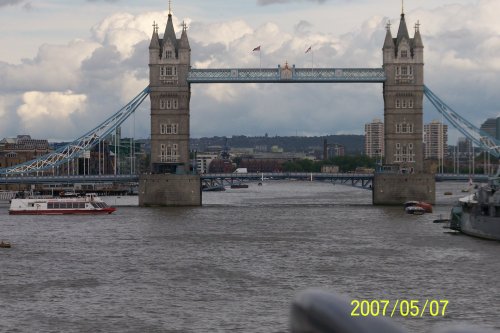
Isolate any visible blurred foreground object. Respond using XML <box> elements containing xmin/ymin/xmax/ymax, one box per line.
<box><xmin>290</xmin><ymin>289</ymin><xmax>498</xmax><ymax>333</ymax></box>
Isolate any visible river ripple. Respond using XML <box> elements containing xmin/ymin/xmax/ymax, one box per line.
<box><xmin>0</xmin><ymin>181</ymin><xmax>498</xmax><ymax>332</ymax></box>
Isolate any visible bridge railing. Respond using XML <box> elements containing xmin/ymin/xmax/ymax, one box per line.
<box><xmin>201</xmin><ymin>172</ymin><xmax>374</xmax><ymax>179</ymax></box>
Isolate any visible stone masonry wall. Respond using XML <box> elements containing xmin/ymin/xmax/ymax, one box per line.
<box><xmin>139</xmin><ymin>174</ymin><xmax>201</xmax><ymax>207</ymax></box>
<box><xmin>373</xmin><ymin>173</ymin><xmax>435</xmax><ymax>205</ymax></box>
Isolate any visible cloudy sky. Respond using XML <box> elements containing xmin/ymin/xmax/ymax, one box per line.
<box><xmin>1</xmin><ymin>0</ymin><xmax>499</xmax><ymax>142</ymax></box>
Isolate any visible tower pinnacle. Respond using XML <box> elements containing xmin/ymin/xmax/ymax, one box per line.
<box><xmin>169</xmin><ymin>0</ymin><xmax>172</xmax><ymax>15</ymax></box>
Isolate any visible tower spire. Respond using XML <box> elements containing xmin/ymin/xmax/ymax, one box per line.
<box><xmin>401</xmin><ymin>0</ymin><xmax>404</xmax><ymax>15</ymax></box>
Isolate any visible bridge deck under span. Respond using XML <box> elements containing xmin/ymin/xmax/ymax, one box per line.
<box><xmin>187</xmin><ymin>67</ymin><xmax>386</xmax><ymax>83</ymax></box>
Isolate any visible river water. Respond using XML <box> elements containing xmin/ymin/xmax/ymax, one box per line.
<box><xmin>0</xmin><ymin>181</ymin><xmax>499</xmax><ymax>333</ymax></box>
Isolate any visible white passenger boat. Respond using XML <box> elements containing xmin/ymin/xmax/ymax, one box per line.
<box><xmin>9</xmin><ymin>193</ymin><xmax>116</xmax><ymax>215</ymax></box>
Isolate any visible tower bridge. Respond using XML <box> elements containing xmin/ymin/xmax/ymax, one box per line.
<box><xmin>1</xmin><ymin>4</ymin><xmax>500</xmax><ymax>206</ymax></box>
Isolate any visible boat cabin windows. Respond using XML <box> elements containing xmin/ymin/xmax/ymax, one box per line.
<box><xmin>91</xmin><ymin>202</ymin><xmax>109</xmax><ymax>209</ymax></box>
<box><xmin>48</xmin><ymin>201</ymin><xmax>86</xmax><ymax>209</ymax></box>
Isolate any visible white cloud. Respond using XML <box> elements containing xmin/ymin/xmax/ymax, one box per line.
<box><xmin>0</xmin><ymin>96</ymin><xmax>5</xmax><ymax>118</ymax></box>
<box><xmin>17</xmin><ymin>91</ymin><xmax>87</xmax><ymax>139</ymax></box>
<box><xmin>1</xmin><ymin>1</ymin><xmax>500</xmax><ymax>143</ymax></box>
<box><xmin>189</xmin><ymin>20</ymin><xmax>253</xmax><ymax>49</ymax></box>
<box><xmin>91</xmin><ymin>12</ymin><xmax>151</xmax><ymax>59</ymax></box>
<box><xmin>1</xmin><ymin>39</ymin><xmax>100</xmax><ymax>92</ymax></box>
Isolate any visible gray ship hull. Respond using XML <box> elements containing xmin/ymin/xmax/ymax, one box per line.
<box><xmin>450</xmin><ymin>175</ymin><xmax>500</xmax><ymax>241</ymax></box>
<box><xmin>460</xmin><ymin>212</ymin><xmax>500</xmax><ymax>241</ymax></box>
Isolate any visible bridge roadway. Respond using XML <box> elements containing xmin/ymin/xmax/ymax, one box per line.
<box><xmin>0</xmin><ymin>173</ymin><xmax>490</xmax><ymax>186</ymax></box>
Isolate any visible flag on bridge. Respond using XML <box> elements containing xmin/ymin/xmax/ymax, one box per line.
<box><xmin>252</xmin><ymin>45</ymin><xmax>261</xmax><ymax>52</ymax></box>
<box><xmin>305</xmin><ymin>46</ymin><xmax>312</xmax><ymax>53</ymax></box>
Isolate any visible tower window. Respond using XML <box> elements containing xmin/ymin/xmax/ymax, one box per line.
<box><xmin>160</xmin><ymin>143</ymin><xmax>179</xmax><ymax>162</ymax></box>
<box><xmin>166</xmin><ymin>50</ymin><xmax>173</xmax><ymax>59</ymax></box>
<box><xmin>395</xmin><ymin>122</ymin><xmax>414</xmax><ymax>134</ymax></box>
<box><xmin>159</xmin><ymin>98</ymin><xmax>179</xmax><ymax>110</ymax></box>
<box><xmin>401</xmin><ymin>50</ymin><xmax>408</xmax><ymax>58</ymax></box>
<box><xmin>160</xmin><ymin>123</ymin><xmax>179</xmax><ymax>135</ymax></box>
<box><xmin>160</xmin><ymin>66</ymin><xmax>177</xmax><ymax>77</ymax></box>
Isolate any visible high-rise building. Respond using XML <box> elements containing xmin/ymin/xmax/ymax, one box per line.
<box><xmin>195</xmin><ymin>152</ymin><xmax>218</xmax><ymax>174</ymax></box>
<box><xmin>424</xmin><ymin>120</ymin><xmax>448</xmax><ymax>159</ymax></box>
<box><xmin>457</xmin><ymin>137</ymin><xmax>473</xmax><ymax>158</ymax></box>
<box><xmin>364</xmin><ymin>119</ymin><xmax>384</xmax><ymax>158</ymax></box>
<box><xmin>480</xmin><ymin>117</ymin><xmax>500</xmax><ymax>140</ymax></box>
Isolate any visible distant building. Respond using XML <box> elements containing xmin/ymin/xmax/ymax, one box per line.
<box><xmin>270</xmin><ymin>145</ymin><xmax>284</xmax><ymax>153</ymax></box>
<box><xmin>239</xmin><ymin>158</ymin><xmax>285</xmax><ymax>172</ymax></box>
<box><xmin>457</xmin><ymin>137</ymin><xmax>473</xmax><ymax>158</ymax></box>
<box><xmin>424</xmin><ymin>121</ymin><xmax>448</xmax><ymax>159</ymax></box>
<box><xmin>326</xmin><ymin>144</ymin><xmax>345</xmax><ymax>158</ymax></box>
<box><xmin>364</xmin><ymin>119</ymin><xmax>384</xmax><ymax>158</ymax></box>
<box><xmin>321</xmin><ymin>165</ymin><xmax>339</xmax><ymax>173</ymax></box>
<box><xmin>0</xmin><ymin>135</ymin><xmax>51</xmax><ymax>169</ymax></box>
<box><xmin>323</xmin><ymin>139</ymin><xmax>345</xmax><ymax>159</ymax></box>
<box><xmin>196</xmin><ymin>152</ymin><xmax>218</xmax><ymax>174</ymax></box>
<box><xmin>208</xmin><ymin>158</ymin><xmax>234</xmax><ymax>173</ymax></box>
<box><xmin>479</xmin><ymin>117</ymin><xmax>500</xmax><ymax>140</ymax></box>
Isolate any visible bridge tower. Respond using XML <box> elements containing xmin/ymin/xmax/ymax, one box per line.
<box><xmin>374</xmin><ymin>9</ymin><xmax>435</xmax><ymax>204</ymax></box>
<box><xmin>382</xmin><ymin>10</ymin><xmax>424</xmax><ymax>173</ymax></box>
<box><xmin>139</xmin><ymin>5</ymin><xmax>201</xmax><ymax>207</ymax></box>
<box><xmin>148</xmin><ymin>8</ymin><xmax>191</xmax><ymax>174</ymax></box>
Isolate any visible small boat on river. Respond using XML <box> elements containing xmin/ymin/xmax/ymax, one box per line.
<box><xmin>9</xmin><ymin>193</ymin><xmax>116</xmax><ymax>215</ymax></box>
<box><xmin>404</xmin><ymin>200</ymin><xmax>433</xmax><ymax>213</ymax></box>
<box><xmin>405</xmin><ymin>206</ymin><xmax>426</xmax><ymax>215</ymax></box>
<box><xmin>230</xmin><ymin>184</ymin><xmax>249</xmax><ymax>189</ymax></box>
<box><xmin>0</xmin><ymin>241</ymin><xmax>11</xmax><ymax>248</ymax></box>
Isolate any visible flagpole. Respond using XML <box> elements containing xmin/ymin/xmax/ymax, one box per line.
<box><xmin>311</xmin><ymin>49</ymin><xmax>314</xmax><ymax>75</ymax></box>
<box><xmin>305</xmin><ymin>46</ymin><xmax>313</xmax><ymax>76</ymax></box>
<box><xmin>260</xmin><ymin>49</ymin><xmax>262</xmax><ymax>72</ymax></box>
<box><xmin>253</xmin><ymin>45</ymin><xmax>262</xmax><ymax>74</ymax></box>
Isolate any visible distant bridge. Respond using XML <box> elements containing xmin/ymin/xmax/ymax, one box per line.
<box><xmin>0</xmin><ymin>173</ymin><xmax>489</xmax><ymax>188</ymax></box>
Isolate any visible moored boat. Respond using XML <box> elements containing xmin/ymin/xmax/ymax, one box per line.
<box><xmin>405</xmin><ymin>206</ymin><xmax>426</xmax><ymax>215</ymax></box>
<box><xmin>449</xmin><ymin>172</ymin><xmax>500</xmax><ymax>241</ymax></box>
<box><xmin>404</xmin><ymin>200</ymin><xmax>433</xmax><ymax>213</ymax></box>
<box><xmin>0</xmin><ymin>241</ymin><xmax>11</xmax><ymax>248</ymax></box>
<box><xmin>9</xmin><ymin>193</ymin><xmax>116</xmax><ymax>215</ymax></box>
<box><xmin>230</xmin><ymin>184</ymin><xmax>249</xmax><ymax>189</ymax></box>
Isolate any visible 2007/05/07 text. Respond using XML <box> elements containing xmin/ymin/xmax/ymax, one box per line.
<box><xmin>351</xmin><ymin>300</ymin><xmax>449</xmax><ymax>317</ymax></box>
